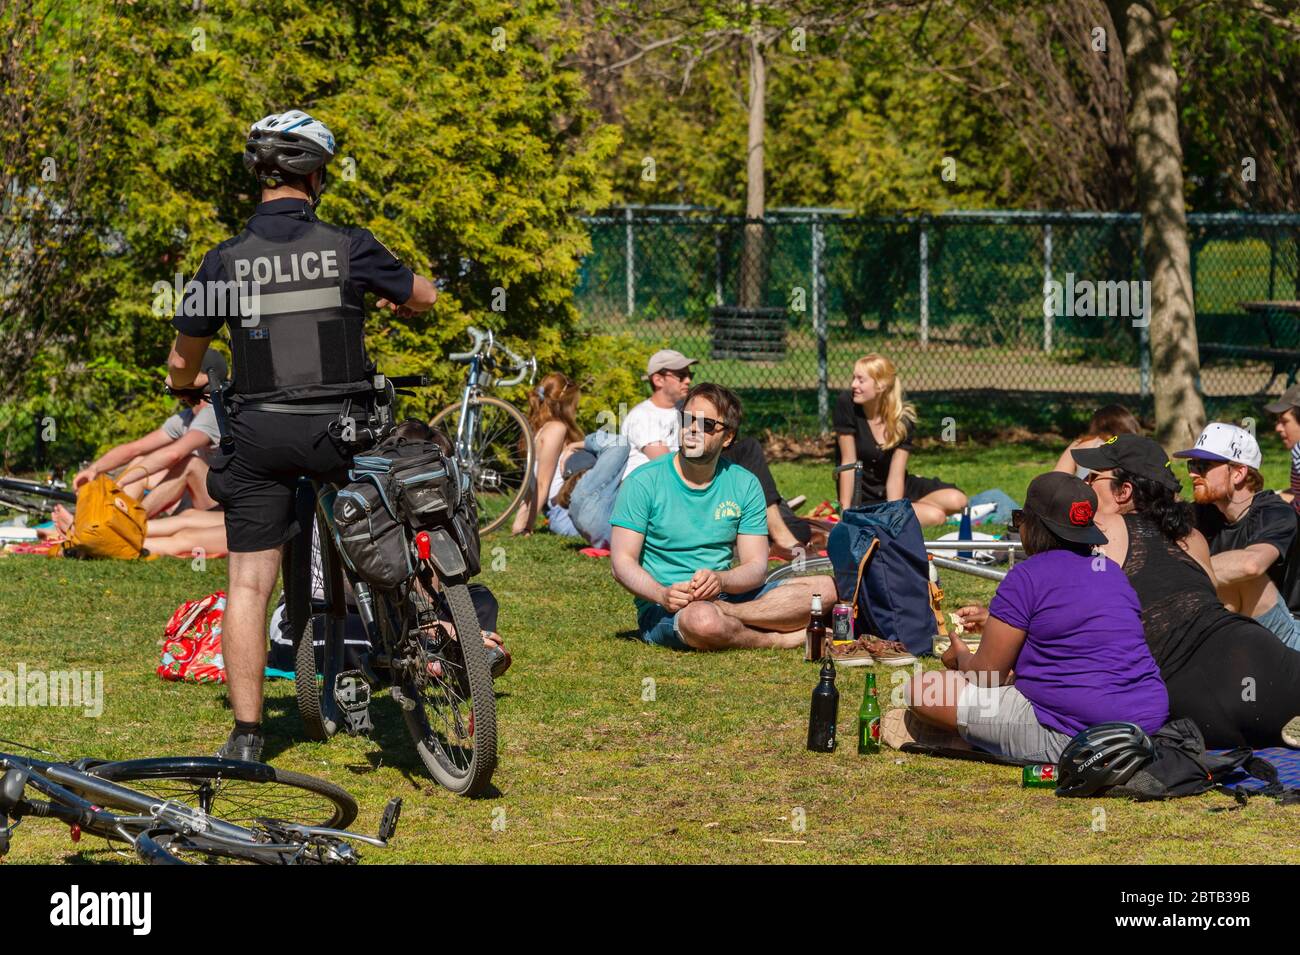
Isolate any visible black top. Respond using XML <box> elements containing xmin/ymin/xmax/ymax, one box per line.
<box><xmin>1120</xmin><ymin>512</ymin><xmax>1236</xmax><ymax>679</ymax></box>
<box><xmin>1194</xmin><ymin>491</ymin><xmax>1298</xmax><ymax>594</ymax></box>
<box><xmin>831</xmin><ymin>389</ymin><xmax>914</xmax><ymax>500</ymax></box>
<box><xmin>172</xmin><ymin>199</ymin><xmax>415</xmax><ymax>340</ymax></box>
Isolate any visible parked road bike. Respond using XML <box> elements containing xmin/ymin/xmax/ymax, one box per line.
<box><xmin>284</xmin><ymin>372</ymin><xmax>498</xmax><ymax>797</ymax></box>
<box><xmin>0</xmin><ymin>740</ymin><xmax>398</xmax><ymax>865</ymax></box>
<box><xmin>0</xmin><ymin>475</ymin><xmax>74</xmax><ymax>518</ymax></box>
<box><xmin>429</xmin><ymin>326</ymin><xmax>537</xmax><ymax>535</ymax></box>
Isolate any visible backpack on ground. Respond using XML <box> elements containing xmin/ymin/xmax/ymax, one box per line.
<box><xmin>1108</xmin><ymin>718</ymin><xmax>1298</xmax><ymax>804</ymax></box>
<box><xmin>827</xmin><ymin>500</ymin><xmax>934</xmax><ymax>656</ymax></box>
<box><xmin>157</xmin><ymin>591</ymin><xmax>226</xmax><ymax>684</ymax></box>
<box><xmin>49</xmin><ymin>473</ymin><xmax>147</xmax><ymax>560</ymax></box>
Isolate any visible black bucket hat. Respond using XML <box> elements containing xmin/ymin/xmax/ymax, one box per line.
<box><xmin>1023</xmin><ymin>471</ymin><xmax>1107</xmax><ymax>546</ymax></box>
<box><xmin>1071</xmin><ymin>434</ymin><xmax>1181</xmax><ymax>492</ymax></box>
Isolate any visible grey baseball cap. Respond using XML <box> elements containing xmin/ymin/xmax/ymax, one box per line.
<box><xmin>642</xmin><ymin>349</ymin><xmax>698</xmax><ymax>381</ymax></box>
<box><xmin>1264</xmin><ymin>384</ymin><xmax>1300</xmax><ymax>414</ymax></box>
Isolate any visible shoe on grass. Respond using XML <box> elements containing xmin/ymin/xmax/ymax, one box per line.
<box><xmin>863</xmin><ymin>638</ymin><xmax>917</xmax><ymax>667</ymax></box>
<box><xmin>215</xmin><ymin>729</ymin><xmax>264</xmax><ymax>763</ymax></box>
<box><xmin>829</xmin><ymin>638</ymin><xmax>876</xmax><ymax>667</ymax></box>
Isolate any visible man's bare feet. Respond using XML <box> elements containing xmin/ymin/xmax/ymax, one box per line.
<box><xmin>52</xmin><ymin>504</ymin><xmax>74</xmax><ymax>535</ymax></box>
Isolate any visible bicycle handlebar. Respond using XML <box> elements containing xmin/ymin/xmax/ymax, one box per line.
<box><xmin>446</xmin><ymin>325</ymin><xmax>536</xmax><ymax>385</ymax></box>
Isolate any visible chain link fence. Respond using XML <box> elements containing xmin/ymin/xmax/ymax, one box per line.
<box><xmin>576</xmin><ymin>207</ymin><xmax>1300</xmax><ymax>438</ymax></box>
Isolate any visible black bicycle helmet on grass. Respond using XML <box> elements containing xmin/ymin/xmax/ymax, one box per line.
<box><xmin>1056</xmin><ymin>722</ymin><xmax>1155</xmax><ymax>798</ymax></box>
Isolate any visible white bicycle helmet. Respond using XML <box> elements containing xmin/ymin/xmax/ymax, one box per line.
<box><xmin>243</xmin><ymin>110</ymin><xmax>336</xmax><ymax>198</ymax></box>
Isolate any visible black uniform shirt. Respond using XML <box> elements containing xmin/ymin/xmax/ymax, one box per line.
<box><xmin>172</xmin><ymin>198</ymin><xmax>415</xmax><ymax>340</ymax></box>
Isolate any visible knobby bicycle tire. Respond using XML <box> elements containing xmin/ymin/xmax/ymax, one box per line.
<box><xmin>429</xmin><ymin>395</ymin><xmax>535</xmax><ymax>535</ymax></box>
<box><xmin>397</xmin><ymin>579</ymin><xmax>498</xmax><ymax>796</ymax></box>
<box><xmin>86</xmin><ymin>757</ymin><xmax>357</xmax><ymax>829</ymax></box>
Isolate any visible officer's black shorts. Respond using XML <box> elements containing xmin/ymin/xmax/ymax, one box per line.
<box><xmin>206</xmin><ymin>407</ymin><xmax>357</xmax><ymax>553</ymax></box>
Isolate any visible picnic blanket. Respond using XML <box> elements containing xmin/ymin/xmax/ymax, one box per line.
<box><xmin>1215</xmin><ymin>747</ymin><xmax>1300</xmax><ymax>792</ymax></box>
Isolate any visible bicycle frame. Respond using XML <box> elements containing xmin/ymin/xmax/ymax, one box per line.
<box><xmin>1</xmin><ymin>753</ymin><xmax>387</xmax><ymax>864</ymax></box>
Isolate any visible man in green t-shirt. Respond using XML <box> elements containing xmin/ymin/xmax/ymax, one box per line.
<box><xmin>610</xmin><ymin>383</ymin><xmax>837</xmax><ymax>650</ymax></box>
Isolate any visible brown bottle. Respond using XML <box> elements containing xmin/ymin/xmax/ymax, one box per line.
<box><xmin>805</xmin><ymin>593</ymin><xmax>829</xmax><ymax>662</ymax></box>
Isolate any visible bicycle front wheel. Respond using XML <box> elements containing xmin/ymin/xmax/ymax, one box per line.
<box><xmin>430</xmin><ymin>396</ymin><xmax>534</xmax><ymax>535</ymax></box>
<box><xmin>86</xmin><ymin>757</ymin><xmax>358</xmax><ymax>829</ymax></box>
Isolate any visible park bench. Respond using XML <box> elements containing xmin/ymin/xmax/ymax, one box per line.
<box><xmin>1198</xmin><ymin>302</ymin><xmax>1300</xmax><ymax>390</ymax></box>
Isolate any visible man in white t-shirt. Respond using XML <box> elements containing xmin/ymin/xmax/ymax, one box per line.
<box><xmin>621</xmin><ymin>349</ymin><xmax>696</xmax><ymax>479</ymax></box>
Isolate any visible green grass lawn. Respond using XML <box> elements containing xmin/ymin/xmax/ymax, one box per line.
<box><xmin>3</xmin><ymin>443</ymin><xmax>1300</xmax><ymax>864</ymax></box>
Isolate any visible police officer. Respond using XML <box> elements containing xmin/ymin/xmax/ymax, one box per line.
<box><xmin>165</xmin><ymin>110</ymin><xmax>439</xmax><ymax>761</ymax></box>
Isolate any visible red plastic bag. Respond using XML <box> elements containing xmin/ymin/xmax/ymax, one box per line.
<box><xmin>157</xmin><ymin>591</ymin><xmax>227</xmax><ymax>684</ymax></box>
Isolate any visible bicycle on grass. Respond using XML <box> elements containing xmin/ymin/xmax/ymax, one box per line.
<box><xmin>0</xmin><ymin>740</ymin><xmax>398</xmax><ymax>864</ymax></box>
<box><xmin>283</xmin><ymin>372</ymin><xmax>498</xmax><ymax>797</ymax></box>
<box><xmin>429</xmin><ymin>326</ymin><xmax>537</xmax><ymax>535</ymax></box>
<box><xmin>0</xmin><ymin>475</ymin><xmax>75</xmax><ymax>519</ymax></box>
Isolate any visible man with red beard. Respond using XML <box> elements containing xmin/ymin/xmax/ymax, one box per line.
<box><xmin>1175</xmin><ymin>423</ymin><xmax>1300</xmax><ymax>650</ymax></box>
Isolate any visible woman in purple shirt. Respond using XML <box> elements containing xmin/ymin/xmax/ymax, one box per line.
<box><xmin>906</xmin><ymin>472</ymin><xmax>1168</xmax><ymax>763</ymax></box>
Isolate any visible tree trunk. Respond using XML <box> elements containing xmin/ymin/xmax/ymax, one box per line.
<box><xmin>1110</xmin><ymin>0</ymin><xmax>1205</xmax><ymax>451</ymax></box>
<box><xmin>739</xmin><ymin>29</ymin><xmax>766</xmax><ymax>309</ymax></box>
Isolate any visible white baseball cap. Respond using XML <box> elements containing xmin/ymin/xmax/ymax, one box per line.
<box><xmin>1172</xmin><ymin>422</ymin><xmax>1262</xmax><ymax>469</ymax></box>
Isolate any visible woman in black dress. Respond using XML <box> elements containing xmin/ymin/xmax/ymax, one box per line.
<box><xmin>1075</xmin><ymin>435</ymin><xmax>1300</xmax><ymax>749</ymax></box>
<box><xmin>832</xmin><ymin>353</ymin><xmax>966</xmax><ymax>526</ymax></box>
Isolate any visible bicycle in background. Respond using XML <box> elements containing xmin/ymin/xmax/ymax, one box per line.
<box><xmin>429</xmin><ymin>326</ymin><xmax>537</xmax><ymax>535</ymax></box>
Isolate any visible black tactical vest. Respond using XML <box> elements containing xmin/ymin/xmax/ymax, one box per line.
<box><xmin>218</xmin><ymin>217</ymin><xmax>371</xmax><ymax>403</ymax></box>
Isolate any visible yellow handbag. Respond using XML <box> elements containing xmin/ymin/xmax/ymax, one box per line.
<box><xmin>49</xmin><ymin>472</ymin><xmax>147</xmax><ymax>560</ymax></box>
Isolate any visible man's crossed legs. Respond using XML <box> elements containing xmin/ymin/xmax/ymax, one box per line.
<box><xmin>639</xmin><ymin>575</ymin><xmax>837</xmax><ymax>651</ymax></box>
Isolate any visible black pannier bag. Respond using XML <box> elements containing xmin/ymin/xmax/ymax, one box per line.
<box><xmin>333</xmin><ymin>479</ymin><xmax>413</xmax><ymax>590</ymax></box>
<box><xmin>337</xmin><ymin>432</ymin><xmax>481</xmax><ymax>584</ymax></box>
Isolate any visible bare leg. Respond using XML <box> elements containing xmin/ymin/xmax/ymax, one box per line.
<box><xmin>119</xmin><ymin>456</ymin><xmax>171</xmax><ymax>501</ymax></box>
<box><xmin>223</xmin><ymin>548</ymin><xmax>282</xmax><ymax>723</ymax></box>
<box><xmin>912</xmin><ymin>489</ymin><xmax>967</xmax><ymax>527</ymax></box>
<box><xmin>146</xmin><ymin>509</ymin><xmax>225</xmax><ymax>538</ymax></box>
<box><xmin>179</xmin><ymin>456</ymin><xmax>216</xmax><ymax>512</ymax></box>
<box><xmin>675</xmin><ymin>600</ymin><xmax>807</xmax><ymax>651</ymax></box>
<box><xmin>907</xmin><ymin>669</ymin><xmax>971</xmax><ymax>731</ymax></box>
<box><xmin>765</xmin><ymin>502</ymin><xmax>800</xmax><ymax>550</ymax></box>
<box><xmin>713</xmin><ymin>575</ymin><xmax>837</xmax><ymax>632</ymax></box>
<box><xmin>143</xmin><ymin>525</ymin><xmax>228</xmax><ymax>558</ymax></box>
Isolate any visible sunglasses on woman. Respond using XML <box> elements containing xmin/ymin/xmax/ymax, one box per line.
<box><xmin>1010</xmin><ymin>509</ymin><xmax>1023</xmax><ymax>530</ymax></box>
<box><xmin>680</xmin><ymin>411</ymin><xmax>730</xmax><ymax>435</ymax></box>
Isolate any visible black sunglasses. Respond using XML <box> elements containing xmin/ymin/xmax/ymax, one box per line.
<box><xmin>661</xmin><ymin>368</ymin><xmax>694</xmax><ymax>381</ymax></box>
<box><xmin>1010</xmin><ymin>509</ymin><xmax>1023</xmax><ymax>530</ymax></box>
<box><xmin>1185</xmin><ymin>458</ymin><xmax>1226</xmax><ymax>476</ymax></box>
<box><xmin>680</xmin><ymin>411</ymin><xmax>730</xmax><ymax>435</ymax></box>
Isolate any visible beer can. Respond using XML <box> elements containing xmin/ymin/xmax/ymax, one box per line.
<box><xmin>1022</xmin><ymin>763</ymin><xmax>1058</xmax><ymax>789</ymax></box>
<box><xmin>832</xmin><ymin>602</ymin><xmax>854</xmax><ymax>644</ymax></box>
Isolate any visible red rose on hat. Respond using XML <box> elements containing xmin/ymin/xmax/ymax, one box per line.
<box><xmin>1068</xmin><ymin>501</ymin><xmax>1093</xmax><ymax>526</ymax></box>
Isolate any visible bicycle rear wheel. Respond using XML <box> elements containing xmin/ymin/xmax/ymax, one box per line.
<box><xmin>85</xmin><ymin>757</ymin><xmax>357</xmax><ymax>829</ymax></box>
<box><xmin>390</xmin><ymin>577</ymin><xmax>498</xmax><ymax>795</ymax></box>
<box><xmin>430</xmin><ymin>396</ymin><xmax>534</xmax><ymax>535</ymax></box>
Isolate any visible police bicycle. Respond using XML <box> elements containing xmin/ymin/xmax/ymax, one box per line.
<box><xmin>0</xmin><ymin>739</ymin><xmax>399</xmax><ymax>864</ymax></box>
<box><xmin>429</xmin><ymin>326</ymin><xmax>537</xmax><ymax>535</ymax></box>
<box><xmin>280</xmin><ymin>373</ymin><xmax>498</xmax><ymax>797</ymax></box>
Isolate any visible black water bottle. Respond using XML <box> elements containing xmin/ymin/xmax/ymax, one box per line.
<box><xmin>806</xmin><ymin>657</ymin><xmax>839</xmax><ymax>752</ymax></box>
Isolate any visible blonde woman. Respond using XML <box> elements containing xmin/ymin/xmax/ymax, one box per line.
<box><xmin>512</xmin><ymin>372</ymin><xmax>585</xmax><ymax>536</ymax></box>
<box><xmin>833</xmin><ymin>354</ymin><xmax>966</xmax><ymax>526</ymax></box>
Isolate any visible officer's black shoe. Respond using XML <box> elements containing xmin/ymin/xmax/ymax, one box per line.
<box><xmin>215</xmin><ymin>728</ymin><xmax>265</xmax><ymax>763</ymax></box>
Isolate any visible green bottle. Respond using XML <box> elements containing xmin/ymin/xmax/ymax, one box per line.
<box><xmin>857</xmin><ymin>672</ymin><xmax>881</xmax><ymax>754</ymax></box>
